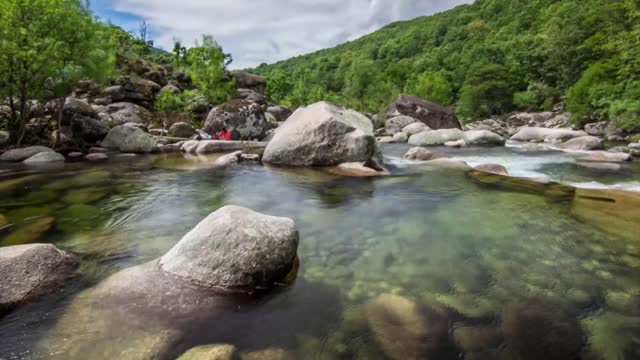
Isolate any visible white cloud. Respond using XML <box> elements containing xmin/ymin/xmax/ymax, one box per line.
<box><xmin>112</xmin><ymin>0</ymin><xmax>472</xmax><ymax>69</ymax></box>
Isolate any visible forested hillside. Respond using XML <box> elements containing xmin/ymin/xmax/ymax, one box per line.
<box><xmin>254</xmin><ymin>0</ymin><xmax>640</xmax><ymax>129</ymax></box>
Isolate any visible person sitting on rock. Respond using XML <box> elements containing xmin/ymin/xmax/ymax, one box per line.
<box><xmin>193</xmin><ymin>130</ymin><xmax>212</xmax><ymax>141</ymax></box>
<box><xmin>217</xmin><ymin>127</ymin><xmax>232</xmax><ymax>141</ymax></box>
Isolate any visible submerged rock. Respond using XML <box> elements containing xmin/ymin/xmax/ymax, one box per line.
<box><xmin>101</xmin><ymin>125</ymin><xmax>157</xmax><ymax>153</ymax></box>
<box><xmin>0</xmin><ymin>244</ymin><xmax>77</xmax><ymax>315</ymax></box>
<box><xmin>574</xmin><ymin>151</ymin><xmax>632</xmax><ymax>163</ymax></box>
<box><xmin>1</xmin><ymin>217</ymin><xmax>55</xmax><ymax>246</ymax></box>
<box><xmin>0</xmin><ymin>146</ymin><xmax>54</xmax><ymax>162</ymax></box>
<box><xmin>178</xmin><ymin>344</ymin><xmax>237</xmax><ymax>360</ymax></box>
<box><xmin>212</xmin><ymin>151</ymin><xmax>242</xmax><ymax>167</ymax></box>
<box><xmin>263</xmin><ymin>102</ymin><xmax>382</xmax><ymax>167</ymax></box>
<box><xmin>501</xmin><ymin>303</ymin><xmax>584</xmax><ymax>360</ymax></box>
<box><xmin>366</xmin><ymin>294</ymin><xmax>451</xmax><ymax>360</ymax></box>
<box><xmin>181</xmin><ymin>140</ymin><xmax>267</xmax><ymax>155</ymax></box>
<box><xmin>469</xmin><ymin>171</ymin><xmax>575</xmax><ymax>201</ymax></box>
<box><xmin>160</xmin><ymin>206</ymin><xmax>299</xmax><ymax>292</ymax></box>
<box><xmin>386</xmin><ymin>94</ymin><xmax>461</xmax><ymax>130</ymax></box>
<box><xmin>327</xmin><ymin>162</ymin><xmax>390</xmax><ymax>177</ymax></box>
<box><xmin>475</xmin><ymin>164</ymin><xmax>508</xmax><ymax>176</ymax></box>
<box><xmin>453</xmin><ymin>325</ymin><xmax>503</xmax><ymax>353</ymax></box>
<box><xmin>404</xmin><ymin>147</ymin><xmax>434</xmax><ymax>161</ymax></box>
<box><xmin>240</xmin><ymin>348</ymin><xmax>297</xmax><ymax>360</ymax></box>
<box><xmin>572</xmin><ymin>188</ymin><xmax>640</xmax><ymax>242</ymax></box>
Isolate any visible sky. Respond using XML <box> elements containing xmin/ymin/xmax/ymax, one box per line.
<box><xmin>92</xmin><ymin>0</ymin><xmax>472</xmax><ymax>69</ymax></box>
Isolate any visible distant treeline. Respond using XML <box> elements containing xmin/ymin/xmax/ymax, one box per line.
<box><xmin>253</xmin><ymin>0</ymin><xmax>640</xmax><ymax>129</ymax></box>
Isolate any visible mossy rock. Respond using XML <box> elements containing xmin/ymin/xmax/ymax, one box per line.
<box><xmin>63</xmin><ymin>187</ymin><xmax>111</xmax><ymax>204</ymax></box>
<box><xmin>0</xmin><ymin>175</ymin><xmax>41</xmax><ymax>192</ymax></box>
<box><xmin>571</xmin><ymin>188</ymin><xmax>640</xmax><ymax>242</ymax></box>
<box><xmin>56</xmin><ymin>204</ymin><xmax>102</xmax><ymax>233</ymax></box>
<box><xmin>6</xmin><ymin>206</ymin><xmax>54</xmax><ymax>225</ymax></box>
<box><xmin>581</xmin><ymin>312</ymin><xmax>640</xmax><ymax>360</ymax></box>
<box><xmin>0</xmin><ymin>214</ymin><xmax>8</xmax><ymax>228</ymax></box>
<box><xmin>2</xmin><ymin>189</ymin><xmax>59</xmax><ymax>208</ymax></box>
<box><xmin>45</xmin><ymin>170</ymin><xmax>113</xmax><ymax>191</ymax></box>
<box><xmin>468</xmin><ymin>171</ymin><xmax>575</xmax><ymax>202</ymax></box>
<box><xmin>1</xmin><ymin>216</ymin><xmax>55</xmax><ymax>246</ymax></box>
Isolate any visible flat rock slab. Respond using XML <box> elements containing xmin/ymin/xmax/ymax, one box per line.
<box><xmin>181</xmin><ymin>140</ymin><xmax>267</xmax><ymax>154</ymax></box>
<box><xmin>572</xmin><ymin>188</ymin><xmax>640</xmax><ymax>242</ymax></box>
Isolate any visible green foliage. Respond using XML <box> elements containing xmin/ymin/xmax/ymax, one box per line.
<box><xmin>405</xmin><ymin>71</ymin><xmax>453</xmax><ymax>106</ymax></box>
<box><xmin>187</xmin><ymin>35</ymin><xmax>236</xmax><ymax>104</ymax></box>
<box><xmin>156</xmin><ymin>91</ymin><xmax>186</xmax><ymax>112</ymax></box>
<box><xmin>254</xmin><ymin>0</ymin><xmax>640</xmax><ymax>128</ymax></box>
<box><xmin>0</xmin><ymin>0</ymin><xmax>115</xmax><ymax>145</ymax></box>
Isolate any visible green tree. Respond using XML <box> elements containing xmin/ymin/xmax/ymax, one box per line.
<box><xmin>266</xmin><ymin>70</ymin><xmax>294</xmax><ymax>105</ymax></box>
<box><xmin>0</xmin><ymin>0</ymin><xmax>113</xmax><ymax>145</ymax></box>
<box><xmin>457</xmin><ymin>63</ymin><xmax>515</xmax><ymax>122</ymax></box>
<box><xmin>344</xmin><ymin>58</ymin><xmax>378</xmax><ymax>111</ymax></box>
<box><xmin>187</xmin><ymin>35</ymin><xmax>235</xmax><ymax>104</ymax></box>
<box><xmin>404</xmin><ymin>71</ymin><xmax>453</xmax><ymax>105</ymax></box>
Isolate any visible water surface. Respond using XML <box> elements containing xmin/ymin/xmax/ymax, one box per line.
<box><xmin>0</xmin><ymin>146</ymin><xmax>639</xmax><ymax>359</ymax></box>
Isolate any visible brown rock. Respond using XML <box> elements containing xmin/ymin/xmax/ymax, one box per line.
<box><xmin>474</xmin><ymin>164</ymin><xmax>509</xmax><ymax>176</ymax></box>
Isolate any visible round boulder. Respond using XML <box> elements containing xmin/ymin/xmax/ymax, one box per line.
<box><xmin>159</xmin><ymin>205</ymin><xmax>299</xmax><ymax>292</ymax></box>
<box><xmin>404</xmin><ymin>147</ymin><xmax>434</xmax><ymax>161</ymax></box>
<box><xmin>169</xmin><ymin>122</ymin><xmax>196</xmax><ymax>138</ymax></box>
<box><xmin>409</xmin><ymin>129</ymin><xmax>464</xmax><ymax>146</ymax></box>
<box><xmin>263</xmin><ymin>102</ymin><xmax>381</xmax><ymax>167</ymax></box>
<box><xmin>204</xmin><ymin>99</ymin><xmax>268</xmax><ymax>140</ymax></box>
<box><xmin>100</xmin><ymin>125</ymin><xmax>157</xmax><ymax>153</ymax></box>
<box><xmin>105</xmin><ymin>102</ymin><xmax>153</xmax><ymax>126</ymax></box>
<box><xmin>385</xmin><ymin>116</ymin><xmax>419</xmax><ymax>133</ymax></box>
<box><xmin>0</xmin><ymin>244</ymin><xmax>77</xmax><ymax>315</ymax></box>
<box><xmin>559</xmin><ymin>136</ymin><xmax>604</xmax><ymax>151</ymax></box>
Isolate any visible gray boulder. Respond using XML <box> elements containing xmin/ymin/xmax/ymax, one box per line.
<box><xmin>105</xmin><ymin>102</ymin><xmax>153</xmax><ymax>126</ymax></box>
<box><xmin>584</xmin><ymin>121</ymin><xmax>609</xmax><ymax>136</ymax></box>
<box><xmin>237</xmin><ymin>88</ymin><xmax>267</xmax><ymax>105</ymax></box>
<box><xmin>0</xmin><ymin>244</ymin><xmax>77</xmax><ymax>315</ymax></box>
<box><xmin>559</xmin><ymin>136</ymin><xmax>604</xmax><ymax>151</ymax></box>
<box><xmin>233</xmin><ymin>72</ymin><xmax>267</xmax><ymax>94</ymax></box>
<box><xmin>408</xmin><ymin>129</ymin><xmax>464</xmax><ymax>146</ymax></box>
<box><xmin>105</xmin><ymin>77</ymin><xmax>161</xmax><ymax>107</ymax></box>
<box><xmin>64</xmin><ymin>97</ymin><xmax>98</xmax><ymax>119</ymax></box>
<box><xmin>510</xmin><ymin>127</ymin><xmax>588</xmax><ymax>142</ymax></box>
<box><xmin>263</xmin><ymin>102</ymin><xmax>381</xmax><ymax>167</ymax></box>
<box><xmin>402</xmin><ymin>122</ymin><xmax>429</xmax><ymax>136</ymax></box>
<box><xmin>160</xmin><ymin>205</ymin><xmax>299</xmax><ymax>291</ymax></box>
<box><xmin>169</xmin><ymin>122</ymin><xmax>196</xmax><ymax>138</ymax></box>
<box><xmin>385</xmin><ymin>116</ymin><xmax>419</xmax><ymax>133</ymax></box>
<box><xmin>1</xmin><ymin>146</ymin><xmax>54</xmax><ymax>162</ymax></box>
<box><xmin>23</xmin><ymin>151</ymin><xmax>65</xmax><ymax>164</ymax></box>
<box><xmin>72</xmin><ymin>115</ymin><xmax>110</xmax><ymax>143</ymax></box>
<box><xmin>266</xmin><ymin>106</ymin><xmax>292</xmax><ymax>122</ymax></box>
<box><xmin>204</xmin><ymin>99</ymin><xmax>268</xmax><ymax>140</ymax></box>
<box><xmin>392</xmin><ymin>132</ymin><xmax>408</xmax><ymax>143</ymax></box>
<box><xmin>101</xmin><ymin>125</ymin><xmax>157</xmax><ymax>153</ymax></box>
<box><xmin>386</xmin><ymin>94</ymin><xmax>461</xmax><ymax>130</ymax></box>
<box><xmin>85</xmin><ymin>153</ymin><xmax>108</xmax><ymax>161</ymax></box>
<box><xmin>462</xmin><ymin>130</ymin><xmax>505</xmax><ymax>146</ymax></box>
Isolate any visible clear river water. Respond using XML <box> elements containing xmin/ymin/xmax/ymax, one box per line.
<box><xmin>0</xmin><ymin>144</ymin><xmax>639</xmax><ymax>359</ymax></box>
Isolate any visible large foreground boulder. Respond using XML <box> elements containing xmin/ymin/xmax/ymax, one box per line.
<box><xmin>0</xmin><ymin>244</ymin><xmax>77</xmax><ymax>315</ymax></box>
<box><xmin>160</xmin><ymin>206</ymin><xmax>299</xmax><ymax>291</ymax></box>
<box><xmin>100</xmin><ymin>125</ymin><xmax>157</xmax><ymax>153</ymax></box>
<box><xmin>0</xmin><ymin>146</ymin><xmax>54</xmax><ymax>162</ymax></box>
<box><xmin>204</xmin><ymin>99</ymin><xmax>268</xmax><ymax>140</ymax></box>
<box><xmin>263</xmin><ymin>102</ymin><xmax>381</xmax><ymax>167</ymax></box>
<box><xmin>386</xmin><ymin>94</ymin><xmax>461</xmax><ymax>130</ymax></box>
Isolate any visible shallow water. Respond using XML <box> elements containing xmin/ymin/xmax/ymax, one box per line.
<box><xmin>0</xmin><ymin>146</ymin><xmax>639</xmax><ymax>359</ymax></box>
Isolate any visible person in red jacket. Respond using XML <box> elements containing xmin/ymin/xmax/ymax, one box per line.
<box><xmin>217</xmin><ymin>127</ymin><xmax>232</xmax><ymax>141</ymax></box>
